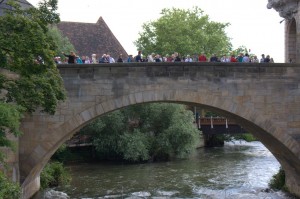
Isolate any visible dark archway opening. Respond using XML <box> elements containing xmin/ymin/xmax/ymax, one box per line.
<box><xmin>286</xmin><ymin>18</ymin><xmax>297</xmax><ymax>63</ymax></box>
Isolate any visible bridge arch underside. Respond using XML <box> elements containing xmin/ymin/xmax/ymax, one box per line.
<box><xmin>20</xmin><ymin>90</ymin><xmax>300</xmax><ymax>198</ymax></box>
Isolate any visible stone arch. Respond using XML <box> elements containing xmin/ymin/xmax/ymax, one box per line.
<box><xmin>21</xmin><ymin>89</ymin><xmax>300</xmax><ymax>198</ymax></box>
<box><xmin>286</xmin><ymin>17</ymin><xmax>297</xmax><ymax>63</ymax></box>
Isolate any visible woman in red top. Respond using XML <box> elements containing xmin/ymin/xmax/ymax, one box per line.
<box><xmin>230</xmin><ymin>55</ymin><xmax>237</xmax><ymax>62</ymax></box>
<box><xmin>198</xmin><ymin>53</ymin><xmax>207</xmax><ymax>62</ymax></box>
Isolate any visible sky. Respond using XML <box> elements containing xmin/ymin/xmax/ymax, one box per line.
<box><xmin>27</xmin><ymin>0</ymin><xmax>285</xmax><ymax>62</ymax></box>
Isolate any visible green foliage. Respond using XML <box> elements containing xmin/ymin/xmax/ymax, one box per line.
<box><xmin>269</xmin><ymin>167</ymin><xmax>287</xmax><ymax>191</ymax></box>
<box><xmin>0</xmin><ymin>0</ymin><xmax>66</xmax><ymax>114</ymax></box>
<box><xmin>0</xmin><ymin>102</ymin><xmax>23</xmax><ymax>162</ymax></box>
<box><xmin>0</xmin><ymin>171</ymin><xmax>21</xmax><ymax>199</ymax></box>
<box><xmin>231</xmin><ymin>45</ymin><xmax>256</xmax><ymax>58</ymax></box>
<box><xmin>0</xmin><ymin>0</ymin><xmax>65</xmax><ymax>176</ymax></box>
<box><xmin>120</xmin><ymin>130</ymin><xmax>150</xmax><ymax>162</ymax></box>
<box><xmin>80</xmin><ymin>103</ymin><xmax>200</xmax><ymax>162</ymax></box>
<box><xmin>232</xmin><ymin>133</ymin><xmax>257</xmax><ymax>142</ymax></box>
<box><xmin>47</xmin><ymin>26</ymin><xmax>76</xmax><ymax>58</ymax></box>
<box><xmin>135</xmin><ymin>7</ymin><xmax>232</xmax><ymax>57</ymax></box>
<box><xmin>40</xmin><ymin>161</ymin><xmax>71</xmax><ymax>189</ymax></box>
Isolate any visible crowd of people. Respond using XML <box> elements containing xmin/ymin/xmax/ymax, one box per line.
<box><xmin>55</xmin><ymin>51</ymin><xmax>274</xmax><ymax>64</ymax></box>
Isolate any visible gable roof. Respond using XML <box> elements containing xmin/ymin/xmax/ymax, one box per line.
<box><xmin>56</xmin><ymin>17</ymin><xmax>128</xmax><ymax>60</ymax></box>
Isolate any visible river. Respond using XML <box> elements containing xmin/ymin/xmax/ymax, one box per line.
<box><xmin>35</xmin><ymin>141</ymin><xmax>298</xmax><ymax>199</ymax></box>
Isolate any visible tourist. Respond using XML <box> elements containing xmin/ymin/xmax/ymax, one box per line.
<box><xmin>91</xmin><ymin>54</ymin><xmax>97</xmax><ymax>64</ymax></box>
<box><xmin>185</xmin><ymin>55</ymin><xmax>193</xmax><ymax>62</ymax></box>
<box><xmin>135</xmin><ymin>51</ymin><xmax>142</xmax><ymax>62</ymax></box>
<box><xmin>76</xmin><ymin>56</ymin><xmax>83</xmax><ymax>64</ymax></box>
<box><xmin>210</xmin><ymin>54</ymin><xmax>218</xmax><ymax>62</ymax></box>
<box><xmin>242</xmin><ymin>53</ymin><xmax>250</xmax><ymax>62</ymax></box>
<box><xmin>198</xmin><ymin>53</ymin><xmax>207</xmax><ymax>62</ymax></box>
<box><xmin>127</xmin><ymin>55</ymin><xmax>133</xmax><ymax>62</ymax></box>
<box><xmin>264</xmin><ymin>55</ymin><xmax>271</xmax><ymax>63</ymax></box>
<box><xmin>251</xmin><ymin>55</ymin><xmax>259</xmax><ymax>63</ymax></box>
<box><xmin>174</xmin><ymin>52</ymin><xmax>181</xmax><ymax>62</ymax></box>
<box><xmin>85</xmin><ymin>56</ymin><xmax>91</xmax><ymax>64</ymax></box>
<box><xmin>107</xmin><ymin>54</ymin><xmax>115</xmax><ymax>63</ymax></box>
<box><xmin>260</xmin><ymin>54</ymin><xmax>265</xmax><ymax>63</ymax></box>
<box><xmin>230</xmin><ymin>55</ymin><xmax>237</xmax><ymax>62</ymax></box>
<box><xmin>147</xmin><ymin>53</ymin><xmax>155</xmax><ymax>62</ymax></box>
<box><xmin>166</xmin><ymin>54</ymin><xmax>173</xmax><ymax>62</ymax></box>
<box><xmin>154</xmin><ymin>54</ymin><xmax>162</xmax><ymax>62</ymax></box>
<box><xmin>237</xmin><ymin>53</ymin><xmax>244</xmax><ymax>62</ymax></box>
<box><xmin>62</xmin><ymin>51</ymin><xmax>76</xmax><ymax>64</ymax></box>
<box><xmin>99</xmin><ymin>54</ymin><xmax>109</xmax><ymax>63</ymax></box>
<box><xmin>117</xmin><ymin>54</ymin><xmax>123</xmax><ymax>62</ymax></box>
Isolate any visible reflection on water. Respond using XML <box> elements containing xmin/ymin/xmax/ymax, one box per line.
<box><xmin>37</xmin><ymin>141</ymin><xmax>298</xmax><ymax>199</ymax></box>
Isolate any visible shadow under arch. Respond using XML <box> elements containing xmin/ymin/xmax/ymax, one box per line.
<box><xmin>21</xmin><ymin>89</ymin><xmax>300</xmax><ymax>197</ymax></box>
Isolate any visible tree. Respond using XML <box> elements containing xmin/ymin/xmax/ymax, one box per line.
<box><xmin>0</xmin><ymin>171</ymin><xmax>20</xmax><ymax>199</ymax></box>
<box><xmin>47</xmin><ymin>26</ymin><xmax>76</xmax><ymax>58</ymax></box>
<box><xmin>79</xmin><ymin>103</ymin><xmax>200</xmax><ymax>162</ymax></box>
<box><xmin>134</xmin><ymin>7</ymin><xmax>232</xmax><ymax>57</ymax></box>
<box><xmin>0</xmin><ymin>0</ymin><xmax>65</xmax><ymax>164</ymax></box>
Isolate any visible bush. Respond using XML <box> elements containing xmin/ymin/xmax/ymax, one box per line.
<box><xmin>40</xmin><ymin>162</ymin><xmax>71</xmax><ymax>189</ymax></box>
<box><xmin>269</xmin><ymin>167</ymin><xmax>287</xmax><ymax>191</ymax></box>
<box><xmin>0</xmin><ymin>171</ymin><xmax>21</xmax><ymax>199</ymax></box>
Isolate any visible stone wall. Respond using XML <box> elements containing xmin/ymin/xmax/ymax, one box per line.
<box><xmin>18</xmin><ymin>62</ymin><xmax>300</xmax><ymax>198</ymax></box>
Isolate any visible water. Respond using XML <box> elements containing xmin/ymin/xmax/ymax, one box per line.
<box><xmin>37</xmin><ymin>141</ymin><xmax>298</xmax><ymax>199</ymax></box>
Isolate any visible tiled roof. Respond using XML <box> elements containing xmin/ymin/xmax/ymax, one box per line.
<box><xmin>56</xmin><ymin>17</ymin><xmax>128</xmax><ymax>60</ymax></box>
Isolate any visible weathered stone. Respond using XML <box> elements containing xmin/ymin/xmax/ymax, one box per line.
<box><xmin>15</xmin><ymin>63</ymin><xmax>300</xmax><ymax>199</ymax></box>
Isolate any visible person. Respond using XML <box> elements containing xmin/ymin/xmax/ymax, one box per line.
<box><xmin>251</xmin><ymin>55</ymin><xmax>259</xmax><ymax>63</ymax></box>
<box><xmin>135</xmin><ymin>51</ymin><xmax>142</xmax><ymax>62</ymax></box>
<box><xmin>242</xmin><ymin>53</ymin><xmax>250</xmax><ymax>62</ymax></box>
<box><xmin>107</xmin><ymin>54</ymin><xmax>115</xmax><ymax>63</ymax></box>
<box><xmin>230</xmin><ymin>55</ymin><xmax>237</xmax><ymax>62</ymax></box>
<box><xmin>210</xmin><ymin>54</ymin><xmax>218</xmax><ymax>62</ymax></box>
<box><xmin>85</xmin><ymin>56</ymin><xmax>91</xmax><ymax>64</ymax></box>
<box><xmin>260</xmin><ymin>54</ymin><xmax>265</xmax><ymax>63</ymax></box>
<box><xmin>185</xmin><ymin>55</ymin><xmax>193</xmax><ymax>62</ymax></box>
<box><xmin>91</xmin><ymin>54</ymin><xmax>97</xmax><ymax>64</ymax></box>
<box><xmin>220</xmin><ymin>55</ymin><xmax>227</xmax><ymax>62</ymax></box>
<box><xmin>198</xmin><ymin>53</ymin><xmax>207</xmax><ymax>62</ymax></box>
<box><xmin>166</xmin><ymin>54</ymin><xmax>173</xmax><ymax>62</ymax></box>
<box><xmin>147</xmin><ymin>53</ymin><xmax>155</xmax><ymax>62</ymax></box>
<box><xmin>127</xmin><ymin>55</ymin><xmax>133</xmax><ymax>62</ymax></box>
<box><xmin>117</xmin><ymin>54</ymin><xmax>123</xmax><ymax>62</ymax></box>
<box><xmin>154</xmin><ymin>54</ymin><xmax>161</xmax><ymax>62</ymax></box>
<box><xmin>264</xmin><ymin>55</ymin><xmax>271</xmax><ymax>63</ymax></box>
<box><xmin>174</xmin><ymin>52</ymin><xmax>181</xmax><ymax>62</ymax></box>
<box><xmin>237</xmin><ymin>53</ymin><xmax>244</xmax><ymax>62</ymax></box>
<box><xmin>76</xmin><ymin>56</ymin><xmax>83</xmax><ymax>64</ymax></box>
<box><xmin>81</xmin><ymin>56</ymin><xmax>86</xmax><ymax>63</ymax></box>
<box><xmin>54</xmin><ymin>57</ymin><xmax>61</xmax><ymax>64</ymax></box>
<box><xmin>62</xmin><ymin>51</ymin><xmax>76</xmax><ymax>64</ymax></box>
<box><xmin>99</xmin><ymin>54</ymin><xmax>109</xmax><ymax>63</ymax></box>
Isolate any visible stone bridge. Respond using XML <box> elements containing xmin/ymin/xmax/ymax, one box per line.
<box><xmin>18</xmin><ymin>62</ymin><xmax>300</xmax><ymax>198</ymax></box>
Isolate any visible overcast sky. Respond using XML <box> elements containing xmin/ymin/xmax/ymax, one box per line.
<box><xmin>28</xmin><ymin>0</ymin><xmax>285</xmax><ymax>62</ymax></box>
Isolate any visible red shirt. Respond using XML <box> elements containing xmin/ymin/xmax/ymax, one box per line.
<box><xmin>199</xmin><ymin>55</ymin><xmax>207</xmax><ymax>62</ymax></box>
<box><xmin>230</xmin><ymin>57</ymin><xmax>237</xmax><ymax>62</ymax></box>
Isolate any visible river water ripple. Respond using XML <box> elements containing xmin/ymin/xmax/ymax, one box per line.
<box><xmin>37</xmin><ymin>141</ymin><xmax>298</xmax><ymax>199</ymax></box>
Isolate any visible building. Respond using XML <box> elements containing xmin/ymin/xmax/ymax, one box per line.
<box><xmin>267</xmin><ymin>0</ymin><xmax>300</xmax><ymax>63</ymax></box>
<box><xmin>56</xmin><ymin>17</ymin><xmax>128</xmax><ymax>61</ymax></box>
